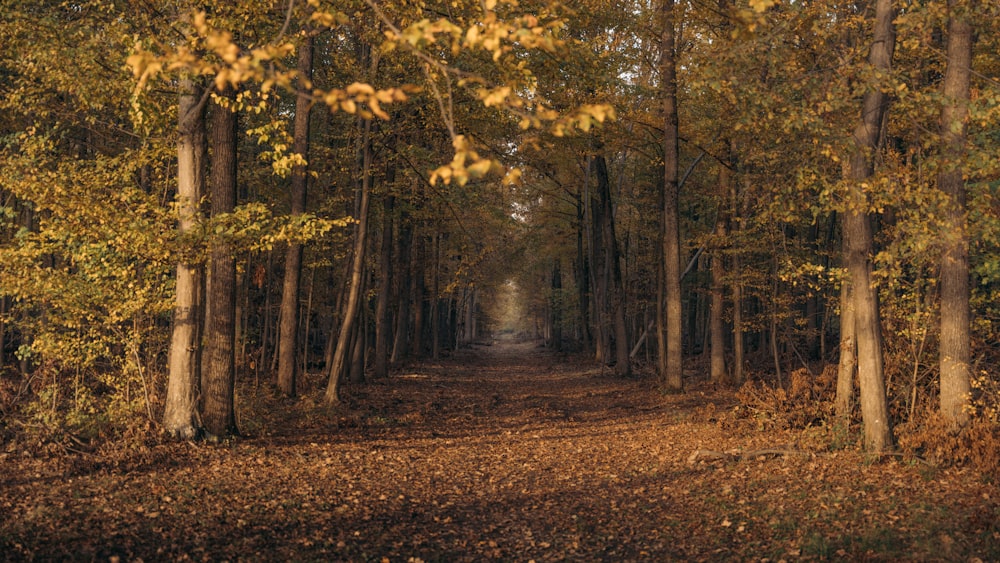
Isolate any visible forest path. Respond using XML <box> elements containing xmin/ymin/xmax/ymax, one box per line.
<box><xmin>2</xmin><ymin>341</ymin><xmax>998</xmax><ymax>561</ymax></box>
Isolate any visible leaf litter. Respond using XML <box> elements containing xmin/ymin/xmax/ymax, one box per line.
<box><xmin>1</xmin><ymin>340</ymin><xmax>998</xmax><ymax>561</ymax></box>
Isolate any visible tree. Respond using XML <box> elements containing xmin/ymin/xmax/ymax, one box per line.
<box><xmin>324</xmin><ymin>117</ymin><xmax>373</xmax><ymax>405</ymax></box>
<box><xmin>164</xmin><ymin>78</ymin><xmax>207</xmax><ymax>438</ymax></box>
<box><xmin>937</xmin><ymin>0</ymin><xmax>975</xmax><ymax>429</ymax></box>
<box><xmin>843</xmin><ymin>0</ymin><xmax>895</xmax><ymax>452</ymax></box>
<box><xmin>659</xmin><ymin>0</ymin><xmax>683</xmax><ymax>391</ymax></box>
<box><xmin>201</xmin><ymin>86</ymin><xmax>239</xmax><ymax>439</ymax></box>
<box><xmin>277</xmin><ymin>35</ymin><xmax>315</xmax><ymax>397</ymax></box>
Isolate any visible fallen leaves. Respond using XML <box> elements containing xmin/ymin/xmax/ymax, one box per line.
<box><xmin>1</xmin><ymin>341</ymin><xmax>999</xmax><ymax>560</ymax></box>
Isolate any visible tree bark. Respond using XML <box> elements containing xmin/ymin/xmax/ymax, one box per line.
<box><xmin>710</xmin><ymin>205</ymin><xmax>727</xmax><ymax>384</ymax></box>
<box><xmin>374</xmin><ymin>195</ymin><xmax>394</xmax><ymax>378</ymax></box>
<box><xmin>431</xmin><ymin>230</ymin><xmax>442</xmax><ymax>360</ymax></box>
<box><xmin>593</xmin><ymin>152</ymin><xmax>631</xmax><ymax>377</ymax></box>
<box><xmin>391</xmin><ymin>209</ymin><xmax>413</xmax><ymax>362</ymax></box>
<box><xmin>660</xmin><ymin>0</ymin><xmax>683</xmax><ymax>391</ymax></box>
<box><xmin>277</xmin><ymin>36</ymin><xmax>314</xmax><ymax>397</ymax></box>
<box><xmin>201</xmin><ymin>85</ymin><xmax>239</xmax><ymax>439</ymax></box>
<box><xmin>551</xmin><ymin>259</ymin><xmax>563</xmax><ymax>351</ymax></box>
<box><xmin>575</xmin><ymin>191</ymin><xmax>592</xmax><ymax>352</ymax></box>
<box><xmin>164</xmin><ymin>78</ymin><xmax>206</xmax><ymax>439</ymax></box>
<box><xmin>836</xmin><ymin>280</ymin><xmax>857</xmax><ymax>421</ymax></box>
<box><xmin>731</xmin><ymin>171</ymin><xmax>744</xmax><ymax>385</ymax></box>
<box><xmin>844</xmin><ymin>0</ymin><xmax>895</xmax><ymax>452</ymax></box>
<box><xmin>938</xmin><ymin>0</ymin><xmax>974</xmax><ymax>430</ymax></box>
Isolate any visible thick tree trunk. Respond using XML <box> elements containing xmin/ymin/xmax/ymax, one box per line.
<box><xmin>844</xmin><ymin>0</ymin><xmax>895</xmax><ymax>452</ymax></box>
<box><xmin>276</xmin><ymin>37</ymin><xmax>314</xmax><ymax>397</ymax></box>
<box><xmin>660</xmin><ymin>0</ymin><xmax>683</xmax><ymax>391</ymax></box>
<box><xmin>201</xmin><ymin>85</ymin><xmax>239</xmax><ymax>439</ymax></box>
<box><xmin>593</xmin><ymin>153</ymin><xmax>631</xmax><ymax>377</ymax></box>
<box><xmin>938</xmin><ymin>0</ymin><xmax>974</xmax><ymax>430</ymax></box>
<box><xmin>324</xmin><ymin>118</ymin><xmax>373</xmax><ymax>404</ymax></box>
<box><xmin>164</xmin><ymin>78</ymin><xmax>206</xmax><ymax>439</ymax></box>
<box><xmin>836</xmin><ymin>280</ymin><xmax>857</xmax><ymax>421</ymax></box>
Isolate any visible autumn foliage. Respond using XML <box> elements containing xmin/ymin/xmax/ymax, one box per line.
<box><xmin>0</xmin><ymin>0</ymin><xmax>999</xmax><ymax>542</ymax></box>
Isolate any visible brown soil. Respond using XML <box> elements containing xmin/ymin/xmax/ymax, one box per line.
<box><xmin>2</xmin><ymin>340</ymin><xmax>998</xmax><ymax>561</ymax></box>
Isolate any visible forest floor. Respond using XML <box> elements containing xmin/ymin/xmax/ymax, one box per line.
<box><xmin>2</xmin><ymin>339</ymin><xmax>999</xmax><ymax>561</ymax></box>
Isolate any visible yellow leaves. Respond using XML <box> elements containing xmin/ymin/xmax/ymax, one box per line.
<box><xmin>503</xmin><ymin>168</ymin><xmax>523</xmax><ymax>187</ymax></box>
<box><xmin>321</xmin><ymin>85</ymin><xmax>409</xmax><ymax>120</ymax></box>
<box><xmin>430</xmin><ymin>135</ymin><xmax>501</xmax><ymax>186</ymax></box>
<box><xmin>128</xmin><ymin>10</ymin><xmax>297</xmax><ymax>101</ymax></box>
<box><xmin>346</xmin><ymin>82</ymin><xmax>376</xmax><ymax>97</ymax></box>
<box><xmin>749</xmin><ymin>0</ymin><xmax>778</xmax><ymax>13</ymax></box>
<box><xmin>310</xmin><ymin>10</ymin><xmax>349</xmax><ymax>28</ymax></box>
<box><xmin>479</xmin><ymin>86</ymin><xmax>512</xmax><ymax>107</ymax></box>
<box><xmin>546</xmin><ymin>103</ymin><xmax>616</xmax><ymax>137</ymax></box>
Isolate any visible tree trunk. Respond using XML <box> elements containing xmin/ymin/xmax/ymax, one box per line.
<box><xmin>0</xmin><ymin>296</ymin><xmax>6</xmax><ymax>372</ymax></box>
<box><xmin>164</xmin><ymin>78</ymin><xmax>205</xmax><ymax>439</ymax></box>
<box><xmin>276</xmin><ymin>36</ymin><xmax>314</xmax><ymax>397</ymax></box>
<box><xmin>411</xmin><ymin>236</ymin><xmax>425</xmax><ymax>357</ymax></box>
<box><xmin>710</xmin><ymin>209</ymin><xmax>727</xmax><ymax>384</ymax></box>
<box><xmin>349</xmin><ymin>301</ymin><xmax>366</xmax><ymax>384</ymax></box>
<box><xmin>593</xmin><ymin>152</ymin><xmax>631</xmax><ymax>377</ymax></box>
<box><xmin>836</xmin><ymin>280</ymin><xmax>857</xmax><ymax>421</ymax></box>
<box><xmin>551</xmin><ymin>259</ymin><xmax>563</xmax><ymax>351</ymax></box>
<box><xmin>576</xmin><ymin>191</ymin><xmax>592</xmax><ymax>352</ymax></box>
<box><xmin>201</xmin><ymin>85</ymin><xmax>239</xmax><ymax>440</ymax></box>
<box><xmin>938</xmin><ymin>0</ymin><xmax>974</xmax><ymax>430</ymax></box>
<box><xmin>374</xmin><ymin>195</ymin><xmax>394</xmax><ymax>378</ymax></box>
<box><xmin>431</xmin><ymin>230</ymin><xmax>442</xmax><ymax>360</ymax></box>
<box><xmin>844</xmin><ymin>0</ymin><xmax>895</xmax><ymax>452</ymax></box>
<box><xmin>391</xmin><ymin>216</ymin><xmax>413</xmax><ymax>362</ymax></box>
<box><xmin>324</xmin><ymin>118</ymin><xmax>373</xmax><ymax>404</ymax></box>
<box><xmin>731</xmin><ymin>174</ymin><xmax>745</xmax><ymax>385</ymax></box>
<box><xmin>660</xmin><ymin>0</ymin><xmax>683</xmax><ymax>390</ymax></box>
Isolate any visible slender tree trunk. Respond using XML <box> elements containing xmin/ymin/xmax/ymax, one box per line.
<box><xmin>0</xmin><ymin>296</ymin><xmax>6</xmax><ymax>371</ymax></box>
<box><xmin>391</xmin><ymin>216</ymin><xmax>413</xmax><ymax>362</ymax></box>
<box><xmin>349</xmin><ymin>286</ymin><xmax>366</xmax><ymax>384</ymax></box>
<box><xmin>551</xmin><ymin>259</ymin><xmax>563</xmax><ymax>352</ymax></box>
<box><xmin>324</xmin><ymin>118</ymin><xmax>373</xmax><ymax>404</ymax></box>
<box><xmin>710</xmin><ymin>209</ymin><xmax>727</xmax><ymax>384</ymax></box>
<box><xmin>576</xmin><ymin>192</ymin><xmax>592</xmax><ymax>351</ymax></box>
<box><xmin>374</xmin><ymin>196</ymin><xmax>394</xmax><ymax>378</ymax></box>
<box><xmin>411</xmin><ymin>237</ymin><xmax>425</xmax><ymax>357</ymax></box>
<box><xmin>731</xmin><ymin>172</ymin><xmax>745</xmax><ymax>384</ymax></box>
<box><xmin>938</xmin><ymin>0</ymin><xmax>974</xmax><ymax>429</ymax></box>
<box><xmin>276</xmin><ymin>36</ymin><xmax>314</xmax><ymax>397</ymax></box>
<box><xmin>201</xmin><ymin>85</ymin><xmax>239</xmax><ymax>439</ymax></box>
<box><xmin>660</xmin><ymin>0</ymin><xmax>683</xmax><ymax>390</ymax></box>
<box><xmin>431</xmin><ymin>230</ymin><xmax>441</xmax><ymax>360</ymax></box>
<box><xmin>844</xmin><ymin>0</ymin><xmax>895</xmax><ymax>452</ymax></box>
<box><xmin>836</xmin><ymin>280</ymin><xmax>857</xmax><ymax>421</ymax></box>
<box><xmin>164</xmin><ymin>78</ymin><xmax>206</xmax><ymax>439</ymax></box>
